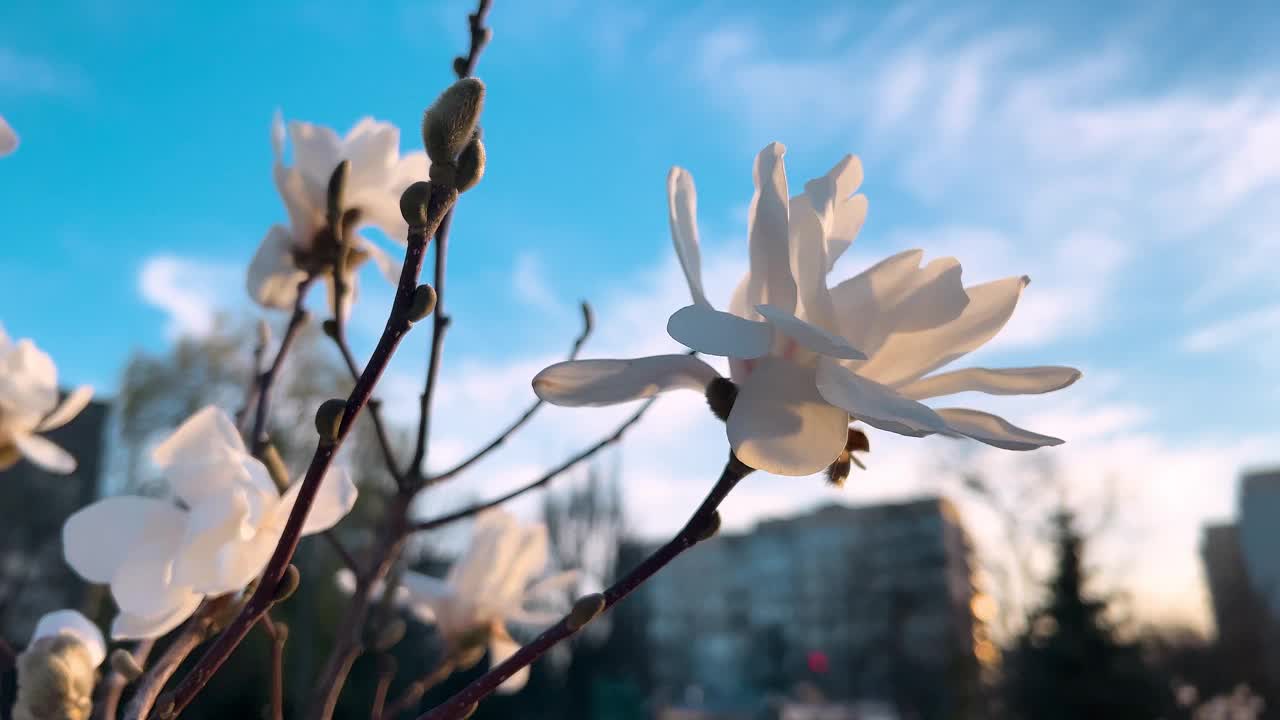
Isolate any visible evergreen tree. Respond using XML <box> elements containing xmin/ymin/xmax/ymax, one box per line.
<box><xmin>1005</xmin><ymin>510</ymin><xmax>1172</xmax><ymax>720</ymax></box>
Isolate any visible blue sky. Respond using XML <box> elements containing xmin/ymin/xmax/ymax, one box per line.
<box><xmin>4</xmin><ymin>0</ymin><xmax>1280</xmax><ymax>630</ymax></box>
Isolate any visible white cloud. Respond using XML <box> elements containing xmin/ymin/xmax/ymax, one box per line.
<box><xmin>511</xmin><ymin>251</ymin><xmax>567</xmax><ymax>317</ymax></box>
<box><xmin>1183</xmin><ymin>304</ymin><xmax>1280</xmax><ymax>353</ymax></box>
<box><xmin>138</xmin><ymin>255</ymin><xmax>242</xmax><ymax>339</ymax></box>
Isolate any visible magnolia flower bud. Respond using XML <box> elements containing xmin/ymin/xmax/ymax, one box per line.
<box><xmin>314</xmin><ymin>399</ymin><xmax>347</xmax><ymax>444</ymax></box>
<box><xmin>705</xmin><ymin>378</ymin><xmax>738</xmax><ymax>422</ymax></box>
<box><xmin>322</xmin><ymin>319</ymin><xmax>339</xmax><ymax>339</ymax></box>
<box><xmin>327</xmin><ymin>160</ymin><xmax>350</xmax><ymax>226</ymax></box>
<box><xmin>108</xmin><ymin>648</ymin><xmax>143</xmax><ymax>682</ymax></box>
<box><xmin>407</xmin><ymin>284</ymin><xmax>438</xmax><ymax>322</ymax></box>
<box><xmin>274</xmin><ymin>565</ymin><xmax>301</xmax><ymax>603</ymax></box>
<box><xmin>452</xmin><ymin>56</ymin><xmax>468</xmax><ymax>78</ymax></box>
<box><xmin>696</xmin><ymin>511</ymin><xmax>721</xmax><ymax>542</ymax></box>
<box><xmin>399</xmin><ymin>181</ymin><xmax>434</xmax><ymax>227</ymax></box>
<box><xmin>422</xmin><ymin>78</ymin><xmax>485</xmax><ymax>164</ymax></box>
<box><xmin>374</xmin><ymin>618</ymin><xmax>407</xmax><ymax>652</ymax></box>
<box><xmin>567</xmin><ymin>593</ymin><xmax>606</xmax><ymax>632</ymax></box>
<box><xmin>13</xmin><ymin>636</ymin><xmax>98</xmax><ymax>720</ymax></box>
<box><xmin>452</xmin><ymin>135</ymin><xmax>485</xmax><ymax>192</ymax></box>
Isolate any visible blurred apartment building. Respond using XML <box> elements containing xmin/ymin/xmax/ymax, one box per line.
<box><xmin>1202</xmin><ymin>468</ymin><xmax>1280</xmax><ymax>688</ymax></box>
<box><xmin>0</xmin><ymin>398</ymin><xmax>108</xmax><ymax>643</ymax></box>
<box><xmin>642</xmin><ymin>497</ymin><xmax>993</xmax><ymax>720</ymax></box>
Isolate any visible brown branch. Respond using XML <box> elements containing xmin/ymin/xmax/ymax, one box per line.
<box><xmin>262</xmin><ymin>616</ymin><xmax>288</xmax><ymax>720</ymax></box>
<box><xmin>416</xmin><ymin>455</ymin><xmax>752</xmax><ymax>720</ymax></box>
<box><xmin>94</xmin><ymin>639</ymin><xmax>155</xmax><ymax>720</ymax></box>
<box><xmin>123</xmin><ymin>597</ymin><xmax>230</xmax><ymax>720</ymax></box>
<box><xmin>251</xmin><ymin>276</ymin><xmax>316</xmax><ymax>456</ymax></box>
<box><xmin>425</xmin><ymin>302</ymin><xmax>593</xmax><ymax>486</ymax></box>
<box><xmin>163</xmin><ymin>183</ymin><xmax>459</xmax><ymax>718</ymax></box>
<box><xmin>330</xmin><ymin>328</ymin><xmax>405</xmax><ymax>484</ymax></box>
<box><xmin>380</xmin><ymin>657</ymin><xmax>456</xmax><ymax>720</ymax></box>
<box><xmin>323</xmin><ymin>530</ymin><xmax>360</xmax><ymax>573</ymax></box>
<box><xmin>409</xmin><ymin>0</ymin><xmax>493</xmax><ymax>479</ymax></box>
<box><xmin>0</xmin><ymin>635</ymin><xmax>14</xmax><ymax>672</ymax></box>
<box><xmin>409</xmin><ymin>396</ymin><xmax>658</xmax><ymax>536</ymax></box>
<box><xmin>369</xmin><ymin>655</ymin><xmax>398</xmax><ymax>720</ymax></box>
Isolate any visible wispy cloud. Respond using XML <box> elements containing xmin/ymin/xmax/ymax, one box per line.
<box><xmin>1183</xmin><ymin>304</ymin><xmax>1280</xmax><ymax>353</ymax></box>
<box><xmin>138</xmin><ymin>255</ymin><xmax>241</xmax><ymax>339</ymax></box>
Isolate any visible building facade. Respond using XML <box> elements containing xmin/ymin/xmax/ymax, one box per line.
<box><xmin>643</xmin><ymin>497</ymin><xmax>990</xmax><ymax>720</ymax></box>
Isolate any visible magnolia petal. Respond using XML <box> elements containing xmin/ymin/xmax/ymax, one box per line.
<box><xmin>288</xmin><ymin>120</ymin><xmax>343</xmax><ymax>185</ymax></box>
<box><xmin>248</xmin><ymin>225</ymin><xmax>307</xmax><ymax>310</ymax></box>
<box><xmin>898</xmin><ymin>366</ymin><xmax>1082</xmax><ymax>401</ymax></box>
<box><xmin>171</xmin><ymin>489</ymin><xmax>257</xmax><ymax>593</ymax></box>
<box><xmin>937</xmin><ymin>408</ymin><xmax>1064</xmax><ymax>451</ymax></box>
<box><xmin>270</xmin><ymin>110</ymin><xmax>286</xmax><ymax>163</ymax></box>
<box><xmin>727</xmin><ymin>357</ymin><xmax>849</xmax><ymax>476</ymax></box>
<box><xmin>801</xmin><ymin>155</ymin><xmax>866</xmax><ymax>270</ymax></box>
<box><xmin>491</xmin><ymin>631</ymin><xmax>530</xmax><ymax>694</ymax></box>
<box><xmin>857</xmin><ymin>275</ymin><xmax>1029</xmax><ymax>387</ymax></box>
<box><xmin>667</xmin><ymin>304</ymin><xmax>773</xmax><ymax>358</ymax></box>
<box><xmin>1</xmin><ymin>339</ymin><xmax>59</xmax><ymax>412</ymax></box>
<box><xmin>506</xmin><ymin>608</ymin><xmax>564</xmax><ymax>626</ymax></box>
<box><xmin>276</xmin><ymin>466</ymin><xmax>358</xmax><ymax>536</ymax></box>
<box><xmin>111</xmin><ymin>590</ymin><xmax>202</xmax><ymax>640</ymax></box>
<box><xmin>828</xmin><ymin>193</ymin><xmax>868</xmax><ymax>271</ymax></box>
<box><xmin>888</xmin><ymin>257</ymin><xmax>970</xmax><ymax>334</ymax></box>
<box><xmin>787</xmin><ymin>196</ymin><xmax>838</xmax><ymax>333</ymax></box>
<box><xmin>533</xmin><ymin>355</ymin><xmax>721</xmax><ymax>407</ymax></box>
<box><xmin>815</xmin><ymin>357</ymin><xmax>947</xmax><ymax>437</ymax></box>
<box><xmin>0</xmin><ymin>115</ymin><xmax>17</xmax><ymax>157</ymax></box>
<box><xmin>274</xmin><ymin>165</ymin><xmax>322</xmax><ymax>246</ymax></box>
<box><xmin>756</xmin><ymin>304</ymin><xmax>865</xmax><ymax>360</ymax></box>
<box><xmin>37</xmin><ymin>385</ymin><xmax>93</xmax><ymax>432</ymax></box>
<box><xmin>348</xmin><ymin>187</ymin><xmax>410</xmax><ymax>244</ymax></box>
<box><xmin>668</xmin><ymin>167</ymin><xmax>709</xmax><ymax>307</ymax></box>
<box><xmin>746</xmin><ymin>142</ymin><xmax>798</xmax><ymax>315</ymax></box>
<box><xmin>64</xmin><ymin>497</ymin><xmax>185</xmax><ymax>584</ymax></box>
<box><xmin>523</xmin><ymin>570</ymin><xmax>580</xmax><ymax>601</ymax></box>
<box><xmin>357</xmin><ymin>237</ymin><xmax>402</xmax><ymax>286</ymax></box>
<box><xmin>32</xmin><ymin>610</ymin><xmax>106</xmax><ymax>668</ymax></box>
<box><xmin>344</xmin><ymin>117</ymin><xmax>400</xmax><ymax>188</ymax></box>
<box><xmin>828</xmin><ymin>249</ymin><xmax>926</xmax><ymax>351</ymax></box>
<box><xmin>109</xmin><ymin>505</ymin><xmax>190</xmax><ymax>619</ymax></box>
<box><xmin>153</xmin><ymin>405</ymin><xmax>247</xmax><ymax>467</ymax></box>
<box><xmin>210</xmin><ymin>531</ymin><xmax>278</xmax><ymax>593</ymax></box>
<box><xmin>12</xmin><ymin>432</ymin><xmax>76</xmax><ymax>474</ymax></box>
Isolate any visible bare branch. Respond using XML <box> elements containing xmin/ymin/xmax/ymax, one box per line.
<box><xmin>94</xmin><ymin>639</ymin><xmax>155</xmax><ymax>720</ymax></box>
<box><xmin>426</xmin><ymin>301</ymin><xmax>593</xmax><ymax>486</ymax></box>
<box><xmin>380</xmin><ymin>656</ymin><xmax>457</xmax><ymax>720</ymax></box>
<box><xmin>416</xmin><ymin>455</ymin><xmax>752</xmax><ymax>719</ymax></box>
<box><xmin>409</xmin><ymin>396</ymin><xmax>658</xmax><ymax>536</ymax></box>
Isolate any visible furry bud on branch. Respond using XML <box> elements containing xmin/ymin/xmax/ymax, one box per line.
<box><xmin>407</xmin><ymin>284</ymin><xmax>438</xmax><ymax>322</ymax></box>
<box><xmin>567</xmin><ymin>594</ymin><xmax>606</xmax><ymax>632</ymax></box>
<box><xmin>109</xmin><ymin>648</ymin><xmax>143</xmax><ymax>682</ymax></box>
<box><xmin>13</xmin><ymin>636</ymin><xmax>97</xmax><ymax>720</ymax></box>
<box><xmin>314</xmin><ymin>399</ymin><xmax>347</xmax><ymax>445</ymax></box>
<box><xmin>399</xmin><ymin>181</ymin><xmax>434</xmax><ymax>227</ymax></box>
<box><xmin>423</xmin><ymin>78</ymin><xmax>486</xmax><ymax>166</ymax></box>
<box><xmin>273</xmin><ymin>565</ymin><xmax>301</xmax><ymax>603</ymax></box>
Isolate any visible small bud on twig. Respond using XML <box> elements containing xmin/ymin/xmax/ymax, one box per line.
<box><xmin>407</xmin><ymin>284</ymin><xmax>438</xmax><ymax>322</ymax></box>
<box><xmin>452</xmin><ymin>135</ymin><xmax>486</xmax><ymax>192</ymax></box>
<box><xmin>422</xmin><ymin>78</ymin><xmax>486</xmax><ymax>165</ymax></box>
<box><xmin>567</xmin><ymin>593</ymin><xmax>606</xmax><ymax>632</ymax></box>
<box><xmin>374</xmin><ymin>618</ymin><xmax>407</xmax><ymax>652</ymax></box>
<box><xmin>322</xmin><ymin>318</ymin><xmax>339</xmax><ymax>339</ymax></box>
<box><xmin>13</xmin><ymin>636</ymin><xmax>97</xmax><ymax>720</ymax></box>
<box><xmin>399</xmin><ymin>181</ymin><xmax>434</xmax><ymax>227</ymax></box>
<box><xmin>273</xmin><ymin>565</ymin><xmax>301</xmax><ymax>604</ymax></box>
<box><xmin>705</xmin><ymin>378</ymin><xmax>738</xmax><ymax>422</ymax></box>
<box><xmin>109</xmin><ymin>648</ymin><xmax>143</xmax><ymax>682</ymax></box>
<box><xmin>452</xmin><ymin>56</ymin><xmax>468</xmax><ymax>78</ymax></box>
<box><xmin>259</xmin><ymin>443</ymin><xmax>291</xmax><ymax>493</ymax></box>
<box><xmin>696</xmin><ymin>511</ymin><xmax>722</xmax><ymax>542</ymax></box>
<box><xmin>314</xmin><ymin>399</ymin><xmax>347</xmax><ymax>444</ymax></box>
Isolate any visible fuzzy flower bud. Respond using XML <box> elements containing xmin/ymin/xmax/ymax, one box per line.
<box><xmin>567</xmin><ymin>593</ymin><xmax>606</xmax><ymax>632</ymax></box>
<box><xmin>399</xmin><ymin>181</ymin><xmax>434</xmax><ymax>227</ymax></box>
<box><xmin>14</xmin><ymin>636</ymin><xmax>98</xmax><ymax>720</ymax></box>
<box><xmin>407</xmin><ymin>284</ymin><xmax>438</xmax><ymax>322</ymax></box>
<box><xmin>422</xmin><ymin>78</ymin><xmax>486</xmax><ymax>165</ymax></box>
<box><xmin>452</xmin><ymin>135</ymin><xmax>486</xmax><ymax>193</ymax></box>
<box><xmin>314</xmin><ymin>399</ymin><xmax>347</xmax><ymax>444</ymax></box>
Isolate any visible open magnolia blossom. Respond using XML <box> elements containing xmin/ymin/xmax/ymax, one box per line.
<box><xmin>339</xmin><ymin>510</ymin><xmax>576</xmax><ymax>693</ymax></box>
<box><xmin>247</xmin><ymin>112</ymin><xmax>429</xmax><ymax>318</ymax></box>
<box><xmin>31</xmin><ymin>610</ymin><xmax>107</xmax><ymax>669</ymax></box>
<box><xmin>63</xmin><ymin>405</ymin><xmax>357</xmax><ymax>639</ymax></box>
<box><xmin>534</xmin><ymin>143</ymin><xmax>1080</xmax><ymax>476</ymax></box>
<box><xmin>0</xmin><ymin>115</ymin><xmax>16</xmax><ymax>157</ymax></box>
<box><xmin>0</xmin><ymin>325</ymin><xmax>93</xmax><ymax>474</ymax></box>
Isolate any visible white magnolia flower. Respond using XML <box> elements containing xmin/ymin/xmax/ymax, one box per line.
<box><xmin>534</xmin><ymin>143</ymin><xmax>1079</xmax><ymax>476</ymax></box>
<box><xmin>392</xmin><ymin>510</ymin><xmax>576</xmax><ymax>693</ymax></box>
<box><xmin>63</xmin><ymin>406</ymin><xmax>357</xmax><ymax>639</ymax></box>
<box><xmin>31</xmin><ymin>610</ymin><xmax>106</xmax><ymax>669</ymax></box>
<box><xmin>0</xmin><ymin>115</ymin><xmax>17</xmax><ymax>157</ymax></box>
<box><xmin>0</xmin><ymin>325</ymin><xmax>94</xmax><ymax>474</ymax></box>
<box><xmin>247</xmin><ymin>112</ymin><xmax>429</xmax><ymax>318</ymax></box>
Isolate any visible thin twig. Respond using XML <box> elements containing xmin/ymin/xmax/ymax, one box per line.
<box><xmin>94</xmin><ymin>639</ymin><xmax>155</xmax><ymax>720</ymax></box>
<box><xmin>409</xmin><ymin>397</ymin><xmax>658</xmax><ymax>536</ymax></box>
<box><xmin>124</xmin><ymin>598</ymin><xmax>229</xmax><ymax>720</ymax></box>
<box><xmin>330</xmin><ymin>328</ymin><xmax>405</xmax><ymax>484</ymax></box>
<box><xmin>262</xmin><ymin>616</ymin><xmax>288</xmax><ymax>720</ymax></box>
<box><xmin>409</xmin><ymin>0</ymin><xmax>493</xmax><ymax>479</ymax></box>
<box><xmin>251</xmin><ymin>276</ymin><xmax>316</xmax><ymax>456</ymax></box>
<box><xmin>163</xmin><ymin>183</ymin><xmax>459</xmax><ymax>717</ymax></box>
<box><xmin>380</xmin><ymin>657</ymin><xmax>457</xmax><ymax>720</ymax></box>
<box><xmin>416</xmin><ymin>455</ymin><xmax>753</xmax><ymax>720</ymax></box>
<box><xmin>425</xmin><ymin>302</ymin><xmax>593</xmax><ymax>486</ymax></box>
<box><xmin>323</xmin><ymin>530</ymin><xmax>360</xmax><ymax>572</ymax></box>
<box><xmin>369</xmin><ymin>655</ymin><xmax>398</xmax><ymax>720</ymax></box>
